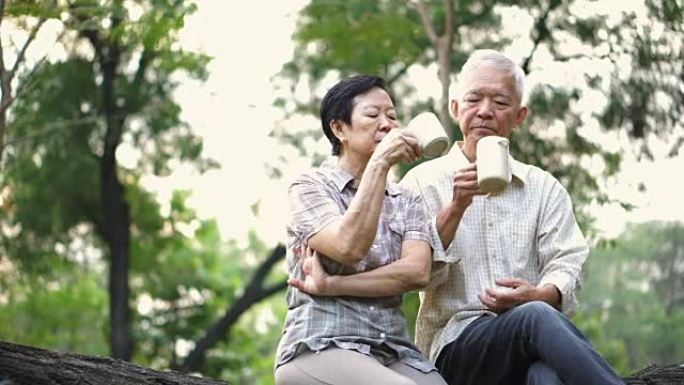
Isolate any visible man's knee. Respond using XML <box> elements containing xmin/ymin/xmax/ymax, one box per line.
<box><xmin>517</xmin><ymin>301</ymin><xmax>557</xmax><ymax>316</ymax></box>
<box><xmin>511</xmin><ymin>301</ymin><xmax>562</xmax><ymax>324</ymax></box>
<box><xmin>504</xmin><ymin>301</ymin><xmax>568</xmax><ymax>338</ymax></box>
<box><xmin>526</xmin><ymin>362</ymin><xmax>563</xmax><ymax>385</ymax></box>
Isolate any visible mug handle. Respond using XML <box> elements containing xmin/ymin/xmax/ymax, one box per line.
<box><xmin>500</xmin><ymin>139</ymin><xmax>512</xmax><ymax>183</ymax></box>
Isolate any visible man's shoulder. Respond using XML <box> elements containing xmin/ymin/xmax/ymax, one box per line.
<box><xmin>512</xmin><ymin>159</ymin><xmax>559</xmax><ymax>183</ymax></box>
<box><xmin>512</xmin><ymin>159</ymin><xmax>569</xmax><ymax>199</ymax></box>
<box><xmin>402</xmin><ymin>155</ymin><xmax>454</xmax><ymax>184</ymax></box>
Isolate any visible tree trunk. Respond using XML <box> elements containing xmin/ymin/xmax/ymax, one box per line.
<box><xmin>0</xmin><ymin>102</ymin><xmax>7</xmax><ymax>168</ymax></box>
<box><xmin>0</xmin><ymin>341</ymin><xmax>229</xmax><ymax>385</ymax></box>
<box><xmin>2</xmin><ymin>340</ymin><xmax>682</xmax><ymax>385</ymax></box>
<box><xmin>94</xmin><ymin>15</ymin><xmax>133</xmax><ymax>360</ymax></box>
<box><xmin>414</xmin><ymin>0</ymin><xmax>455</xmax><ymax>141</ymax></box>
<box><xmin>435</xmin><ymin>37</ymin><xmax>453</xmax><ymax>141</ymax></box>
<box><xmin>101</xmin><ymin>148</ymin><xmax>133</xmax><ymax>361</ymax></box>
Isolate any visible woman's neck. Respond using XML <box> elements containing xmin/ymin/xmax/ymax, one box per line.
<box><xmin>337</xmin><ymin>153</ymin><xmax>368</xmax><ymax>184</ymax></box>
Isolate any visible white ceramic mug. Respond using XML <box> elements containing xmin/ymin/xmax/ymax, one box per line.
<box><xmin>476</xmin><ymin>136</ymin><xmax>511</xmax><ymax>194</ymax></box>
<box><xmin>403</xmin><ymin>112</ymin><xmax>450</xmax><ymax>159</ymax></box>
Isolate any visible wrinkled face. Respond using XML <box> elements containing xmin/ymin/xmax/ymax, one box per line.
<box><xmin>453</xmin><ymin>65</ymin><xmax>527</xmax><ymax>159</ymax></box>
<box><xmin>333</xmin><ymin>87</ymin><xmax>399</xmax><ymax>159</ymax></box>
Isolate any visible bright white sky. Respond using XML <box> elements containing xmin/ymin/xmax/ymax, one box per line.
<box><xmin>140</xmin><ymin>0</ymin><xmax>683</xmax><ymax>247</ymax></box>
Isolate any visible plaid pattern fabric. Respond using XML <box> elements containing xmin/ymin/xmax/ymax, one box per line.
<box><xmin>400</xmin><ymin>144</ymin><xmax>589</xmax><ymax>363</ymax></box>
<box><xmin>275</xmin><ymin>163</ymin><xmax>436</xmax><ymax>373</ymax></box>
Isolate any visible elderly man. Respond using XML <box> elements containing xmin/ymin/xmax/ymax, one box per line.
<box><xmin>400</xmin><ymin>50</ymin><xmax>624</xmax><ymax>385</ymax></box>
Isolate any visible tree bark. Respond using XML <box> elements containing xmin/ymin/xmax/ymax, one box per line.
<box><xmin>2</xmin><ymin>340</ymin><xmax>682</xmax><ymax>385</ymax></box>
<box><xmin>624</xmin><ymin>364</ymin><xmax>684</xmax><ymax>385</ymax></box>
<box><xmin>0</xmin><ymin>341</ymin><xmax>229</xmax><ymax>385</ymax></box>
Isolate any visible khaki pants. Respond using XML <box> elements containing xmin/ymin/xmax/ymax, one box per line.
<box><xmin>275</xmin><ymin>347</ymin><xmax>447</xmax><ymax>385</ymax></box>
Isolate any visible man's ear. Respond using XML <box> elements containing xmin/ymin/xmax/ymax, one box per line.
<box><xmin>450</xmin><ymin>99</ymin><xmax>459</xmax><ymax>120</ymax></box>
<box><xmin>515</xmin><ymin>106</ymin><xmax>528</xmax><ymax>127</ymax></box>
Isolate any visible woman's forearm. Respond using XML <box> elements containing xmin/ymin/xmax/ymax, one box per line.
<box><xmin>309</xmin><ymin>159</ymin><xmax>391</xmax><ymax>265</ymax></box>
<box><xmin>326</xmin><ymin>242</ymin><xmax>431</xmax><ymax>297</ymax></box>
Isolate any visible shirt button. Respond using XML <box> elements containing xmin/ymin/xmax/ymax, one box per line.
<box><xmin>380</xmin><ymin>333</ymin><xmax>386</xmax><ymax>338</ymax></box>
<box><xmin>369</xmin><ymin>306</ymin><xmax>375</xmax><ymax>311</ymax></box>
<box><xmin>371</xmin><ymin>244</ymin><xmax>378</xmax><ymax>250</ymax></box>
<box><xmin>488</xmin><ymin>222</ymin><xmax>493</xmax><ymax>227</ymax></box>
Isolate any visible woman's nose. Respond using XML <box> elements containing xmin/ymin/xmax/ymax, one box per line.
<box><xmin>379</xmin><ymin>115</ymin><xmax>398</xmax><ymax>131</ymax></box>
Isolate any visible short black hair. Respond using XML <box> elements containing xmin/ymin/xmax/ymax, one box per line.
<box><xmin>320</xmin><ymin>75</ymin><xmax>392</xmax><ymax>156</ymax></box>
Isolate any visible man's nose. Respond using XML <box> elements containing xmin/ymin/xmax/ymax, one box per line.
<box><xmin>477</xmin><ymin>99</ymin><xmax>494</xmax><ymax>118</ymax></box>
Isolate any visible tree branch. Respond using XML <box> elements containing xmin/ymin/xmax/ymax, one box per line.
<box><xmin>521</xmin><ymin>3</ymin><xmax>560</xmax><ymax>74</ymax></box>
<box><xmin>262</xmin><ymin>280</ymin><xmax>288</xmax><ymax>298</ymax></box>
<box><xmin>387</xmin><ymin>63</ymin><xmax>410</xmax><ymax>86</ymax></box>
<box><xmin>414</xmin><ymin>0</ymin><xmax>438</xmax><ymax>45</ymax></box>
<box><xmin>0</xmin><ymin>0</ymin><xmax>7</xmax><ymax>75</ymax></box>
<box><xmin>9</xmin><ymin>17</ymin><xmax>47</xmax><ymax>80</ymax></box>
<box><xmin>177</xmin><ymin>245</ymin><xmax>286</xmax><ymax>373</ymax></box>
<box><xmin>444</xmin><ymin>0</ymin><xmax>454</xmax><ymax>47</ymax></box>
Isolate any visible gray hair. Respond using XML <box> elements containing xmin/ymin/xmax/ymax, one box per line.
<box><xmin>450</xmin><ymin>50</ymin><xmax>526</xmax><ymax>111</ymax></box>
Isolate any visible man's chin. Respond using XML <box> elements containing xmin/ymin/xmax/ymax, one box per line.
<box><xmin>470</xmin><ymin>127</ymin><xmax>499</xmax><ymax>137</ymax></box>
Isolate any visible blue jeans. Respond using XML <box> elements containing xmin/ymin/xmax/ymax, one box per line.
<box><xmin>435</xmin><ymin>301</ymin><xmax>625</xmax><ymax>385</ymax></box>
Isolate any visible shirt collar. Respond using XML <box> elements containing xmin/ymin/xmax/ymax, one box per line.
<box><xmin>321</xmin><ymin>156</ymin><xmax>402</xmax><ymax>196</ymax></box>
<box><xmin>447</xmin><ymin>142</ymin><xmax>528</xmax><ymax>184</ymax></box>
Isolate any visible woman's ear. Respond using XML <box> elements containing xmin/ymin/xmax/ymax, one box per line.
<box><xmin>330</xmin><ymin>120</ymin><xmax>346</xmax><ymax>143</ymax></box>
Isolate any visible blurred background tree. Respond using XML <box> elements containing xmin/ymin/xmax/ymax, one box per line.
<box><xmin>0</xmin><ymin>0</ymin><xmax>682</xmax><ymax>384</ymax></box>
<box><xmin>0</xmin><ymin>0</ymin><xmax>286</xmax><ymax>381</ymax></box>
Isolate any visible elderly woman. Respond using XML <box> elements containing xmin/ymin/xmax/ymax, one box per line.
<box><xmin>274</xmin><ymin>75</ymin><xmax>446</xmax><ymax>385</ymax></box>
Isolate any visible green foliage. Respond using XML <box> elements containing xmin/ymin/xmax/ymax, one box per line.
<box><xmin>576</xmin><ymin>222</ymin><xmax>684</xmax><ymax>373</ymax></box>
<box><xmin>588</xmin><ymin>1</ymin><xmax>683</xmax><ymax>159</ymax></box>
<box><xmin>0</xmin><ymin>259</ymin><xmax>108</xmax><ymax>356</ymax></box>
<box><xmin>211</xmin><ymin>295</ymin><xmax>287</xmax><ymax>385</ymax></box>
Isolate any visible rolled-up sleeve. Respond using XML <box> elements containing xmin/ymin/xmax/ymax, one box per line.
<box><xmin>536</xmin><ymin>180</ymin><xmax>588</xmax><ymax>316</ymax></box>
<box><xmin>402</xmin><ymin>190</ymin><xmax>433</xmax><ymax>247</ymax></box>
<box><xmin>289</xmin><ymin>174</ymin><xmax>342</xmax><ymax>243</ymax></box>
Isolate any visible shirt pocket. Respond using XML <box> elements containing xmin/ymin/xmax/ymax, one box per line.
<box><xmin>509</xmin><ymin>225</ymin><xmax>538</xmax><ymax>272</ymax></box>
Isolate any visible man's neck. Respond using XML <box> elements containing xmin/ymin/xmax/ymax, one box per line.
<box><xmin>458</xmin><ymin>142</ymin><xmax>476</xmax><ymax>163</ymax></box>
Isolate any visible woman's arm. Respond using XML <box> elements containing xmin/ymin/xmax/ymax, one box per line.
<box><xmin>305</xmin><ymin>158</ymin><xmax>391</xmax><ymax>266</ymax></box>
<box><xmin>288</xmin><ymin>239</ymin><xmax>432</xmax><ymax>297</ymax></box>
<box><xmin>303</xmin><ymin>131</ymin><xmax>420</xmax><ymax>266</ymax></box>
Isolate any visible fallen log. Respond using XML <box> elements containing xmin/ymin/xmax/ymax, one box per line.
<box><xmin>1</xmin><ymin>340</ymin><xmax>683</xmax><ymax>384</ymax></box>
<box><xmin>0</xmin><ymin>341</ymin><xmax>229</xmax><ymax>385</ymax></box>
<box><xmin>624</xmin><ymin>364</ymin><xmax>684</xmax><ymax>385</ymax></box>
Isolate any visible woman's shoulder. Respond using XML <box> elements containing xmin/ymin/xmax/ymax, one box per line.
<box><xmin>287</xmin><ymin>167</ymin><xmax>340</xmax><ymax>194</ymax></box>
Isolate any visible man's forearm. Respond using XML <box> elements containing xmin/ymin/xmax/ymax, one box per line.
<box><xmin>436</xmin><ymin>201</ymin><xmax>465</xmax><ymax>251</ymax></box>
<box><xmin>535</xmin><ymin>284</ymin><xmax>562</xmax><ymax>310</ymax></box>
